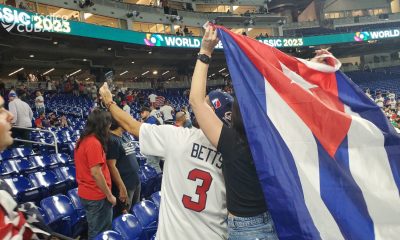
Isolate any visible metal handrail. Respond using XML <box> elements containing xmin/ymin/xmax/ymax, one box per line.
<box><xmin>12</xmin><ymin>126</ymin><xmax>58</xmax><ymax>154</ymax></box>
<box><xmin>53</xmin><ymin>104</ymin><xmax>84</xmax><ymax>118</ymax></box>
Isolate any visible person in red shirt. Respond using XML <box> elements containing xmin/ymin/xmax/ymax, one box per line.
<box><xmin>74</xmin><ymin>109</ymin><xmax>116</xmax><ymax>240</ymax></box>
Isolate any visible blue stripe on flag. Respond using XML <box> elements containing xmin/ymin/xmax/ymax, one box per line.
<box><xmin>317</xmin><ymin>136</ymin><xmax>375</xmax><ymax>240</ymax></box>
<box><xmin>335</xmin><ymin>72</ymin><xmax>400</xmax><ymax>193</ymax></box>
<box><xmin>218</xmin><ymin>30</ymin><xmax>321</xmax><ymax>240</ymax></box>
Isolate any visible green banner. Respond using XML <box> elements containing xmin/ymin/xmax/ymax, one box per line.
<box><xmin>1</xmin><ymin>4</ymin><xmax>399</xmax><ymax>49</ymax></box>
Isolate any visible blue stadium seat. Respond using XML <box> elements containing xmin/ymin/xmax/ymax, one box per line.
<box><xmin>1</xmin><ymin>148</ymin><xmax>35</xmax><ymax>160</ymax></box>
<box><xmin>150</xmin><ymin>191</ymin><xmax>161</xmax><ymax>208</ymax></box>
<box><xmin>5</xmin><ymin>158</ymin><xmax>42</xmax><ymax>174</ymax></box>
<box><xmin>150</xmin><ymin>234</ymin><xmax>156</xmax><ymax>240</ymax></box>
<box><xmin>30</xmin><ymin>155</ymin><xmax>61</xmax><ymax>169</ymax></box>
<box><xmin>67</xmin><ymin>188</ymin><xmax>85</xmax><ymax>219</ymax></box>
<box><xmin>28</xmin><ymin>170</ymin><xmax>69</xmax><ymax>196</ymax></box>
<box><xmin>50</xmin><ymin>153</ymin><xmax>73</xmax><ymax>165</ymax></box>
<box><xmin>0</xmin><ymin>161</ymin><xmax>19</xmax><ymax>177</ymax></box>
<box><xmin>112</xmin><ymin>214</ymin><xmax>142</xmax><ymax>240</ymax></box>
<box><xmin>37</xmin><ymin>206</ymin><xmax>50</xmax><ymax>224</ymax></box>
<box><xmin>54</xmin><ymin>166</ymin><xmax>77</xmax><ymax>188</ymax></box>
<box><xmin>131</xmin><ymin>200</ymin><xmax>158</xmax><ymax>228</ymax></box>
<box><xmin>94</xmin><ymin>230</ymin><xmax>123</xmax><ymax>240</ymax></box>
<box><xmin>131</xmin><ymin>200</ymin><xmax>158</xmax><ymax>240</ymax></box>
<box><xmin>2</xmin><ymin>176</ymin><xmax>42</xmax><ymax>203</ymax></box>
<box><xmin>40</xmin><ymin>195</ymin><xmax>86</xmax><ymax>238</ymax></box>
<box><xmin>139</xmin><ymin>165</ymin><xmax>158</xmax><ymax>199</ymax></box>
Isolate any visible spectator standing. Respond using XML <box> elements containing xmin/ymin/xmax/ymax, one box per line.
<box><xmin>74</xmin><ymin>109</ymin><xmax>116</xmax><ymax>240</ymax></box>
<box><xmin>140</xmin><ymin>107</ymin><xmax>159</xmax><ymax>125</ymax></box>
<box><xmin>150</xmin><ymin>105</ymin><xmax>164</xmax><ymax>125</ymax></box>
<box><xmin>375</xmin><ymin>94</ymin><xmax>384</xmax><ymax>108</ymax></box>
<box><xmin>122</xmin><ymin>101</ymin><xmax>131</xmax><ymax>115</ymax></box>
<box><xmin>8</xmin><ymin>92</ymin><xmax>33</xmax><ymax>148</ymax></box>
<box><xmin>107</xmin><ymin>118</ymin><xmax>141</xmax><ymax>217</ymax></box>
<box><xmin>91</xmin><ymin>84</ymin><xmax>98</xmax><ymax>100</ymax></box>
<box><xmin>35</xmin><ymin>91</ymin><xmax>45</xmax><ymax>114</ymax></box>
<box><xmin>183</xmin><ymin>26</ymin><xmax>189</xmax><ymax>36</ymax></box>
<box><xmin>148</xmin><ymin>92</ymin><xmax>157</xmax><ymax>107</ymax></box>
<box><xmin>160</xmin><ymin>101</ymin><xmax>174</xmax><ymax>123</ymax></box>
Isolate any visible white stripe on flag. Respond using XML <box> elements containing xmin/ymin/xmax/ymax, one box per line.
<box><xmin>345</xmin><ymin>106</ymin><xmax>400</xmax><ymax>240</ymax></box>
<box><xmin>265</xmin><ymin>79</ymin><xmax>344</xmax><ymax>240</ymax></box>
<box><xmin>280</xmin><ymin>63</ymin><xmax>318</xmax><ymax>93</ymax></box>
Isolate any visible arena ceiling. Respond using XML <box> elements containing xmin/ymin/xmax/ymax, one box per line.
<box><xmin>1</xmin><ymin>26</ymin><xmax>400</xmax><ymax>83</ymax></box>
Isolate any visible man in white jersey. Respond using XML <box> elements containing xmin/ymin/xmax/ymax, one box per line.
<box><xmin>160</xmin><ymin>101</ymin><xmax>174</xmax><ymax>124</ymax></box>
<box><xmin>100</xmin><ymin>83</ymin><xmax>231</xmax><ymax>240</ymax></box>
<box><xmin>150</xmin><ymin>105</ymin><xmax>164</xmax><ymax>125</ymax></box>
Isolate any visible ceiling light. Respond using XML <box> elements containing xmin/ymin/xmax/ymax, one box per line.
<box><xmin>162</xmin><ymin>70</ymin><xmax>169</xmax><ymax>76</ymax></box>
<box><xmin>131</xmin><ymin>61</ymin><xmax>135</xmax><ymax>64</ymax></box>
<box><xmin>68</xmin><ymin>69</ymin><xmax>81</xmax><ymax>77</ymax></box>
<box><xmin>148</xmin><ymin>51</ymin><xmax>152</xmax><ymax>54</ymax></box>
<box><xmin>85</xmin><ymin>77</ymin><xmax>90</xmax><ymax>81</ymax></box>
<box><xmin>134</xmin><ymin>77</ymin><xmax>138</xmax><ymax>79</ymax></box>
<box><xmin>53</xmin><ymin>41</ymin><xmax>58</xmax><ymax>45</ymax></box>
<box><xmin>153</xmin><ymin>70</ymin><xmax>158</xmax><ymax>75</ymax></box>
<box><xmin>29</xmin><ymin>54</ymin><xmax>34</xmax><ymax>58</ymax></box>
<box><xmin>8</xmin><ymin>68</ymin><xmax>24</xmax><ymax>76</ymax></box>
<box><xmin>120</xmin><ymin>70</ymin><xmax>128</xmax><ymax>76</ymax></box>
<box><xmin>43</xmin><ymin>68</ymin><xmax>55</xmax><ymax>75</ymax></box>
<box><xmin>107</xmin><ymin>47</ymin><xmax>112</xmax><ymax>51</ymax></box>
<box><xmin>169</xmin><ymin>76</ymin><xmax>175</xmax><ymax>80</ymax></box>
<box><xmin>218</xmin><ymin>68</ymin><xmax>226</xmax><ymax>72</ymax></box>
<box><xmin>142</xmin><ymin>70</ymin><xmax>149</xmax><ymax>76</ymax></box>
<box><xmin>83</xmin><ymin>59</ymin><xmax>88</xmax><ymax>61</ymax></box>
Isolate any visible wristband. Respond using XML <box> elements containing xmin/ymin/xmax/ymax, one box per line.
<box><xmin>106</xmin><ymin>101</ymin><xmax>116</xmax><ymax>109</ymax></box>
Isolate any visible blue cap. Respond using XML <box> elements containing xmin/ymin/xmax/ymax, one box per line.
<box><xmin>208</xmin><ymin>90</ymin><xmax>233</xmax><ymax>126</ymax></box>
<box><xmin>8</xmin><ymin>92</ymin><xmax>17</xmax><ymax>98</ymax></box>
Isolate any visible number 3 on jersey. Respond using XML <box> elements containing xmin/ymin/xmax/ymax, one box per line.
<box><xmin>182</xmin><ymin>169</ymin><xmax>213</xmax><ymax>212</ymax></box>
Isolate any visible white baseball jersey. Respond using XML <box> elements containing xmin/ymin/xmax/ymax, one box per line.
<box><xmin>150</xmin><ymin>109</ymin><xmax>164</xmax><ymax>125</ymax></box>
<box><xmin>139</xmin><ymin>124</ymin><xmax>227</xmax><ymax>240</ymax></box>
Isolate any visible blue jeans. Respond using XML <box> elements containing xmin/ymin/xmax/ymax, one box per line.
<box><xmin>80</xmin><ymin>197</ymin><xmax>113</xmax><ymax>240</ymax></box>
<box><xmin>228</xmin><ymin>212</ymin><xmax>279</xmax><ymax>240</ymax></box>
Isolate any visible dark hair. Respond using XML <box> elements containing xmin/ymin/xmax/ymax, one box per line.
<box><xmin>76</xmin><ymin>109</ymin><xmax>112</xmax><ymax>152</ymax></box>
<box><xmin>110</xmin><ymin>117</ymin><xmax>120</xmax><ymax>131</ymax></box>
<box><xmin>231</xmin><ymin>97</ymin><xmax>248</xmax><ymax>145</ymax></box>
<box><xmin>141</xmin><ymin>107</ymin><xmax>150</xmax><ymax>113</ymax></box>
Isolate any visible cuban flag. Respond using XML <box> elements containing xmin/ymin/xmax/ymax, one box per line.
<box><xmin>216</xmin><ymin>26</ymin><xmax>400</xmax><ymax>240</ymax></box>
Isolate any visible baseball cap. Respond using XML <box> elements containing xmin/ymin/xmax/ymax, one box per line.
<box><xmin>208</xmin><ymin>90</ymin><xmax>234</xmax><ymax>126</ymax></box>
<box><xmin>8</xmin><ymin>92</ymin><xmax>17</xmax><ymax>98</ymax></box>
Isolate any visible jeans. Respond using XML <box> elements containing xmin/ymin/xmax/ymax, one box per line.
<box><xmin>228</xmin><ymin>212</ymin><xmax>279</xmax><ymax>240</ymax></box>
<box><xmin>80</xmin><ymin>197</ymin><xmax>113</xmax><ymax>240</ymax></box>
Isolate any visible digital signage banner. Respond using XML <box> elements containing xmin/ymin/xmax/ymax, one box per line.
<box><xmin>1</xmin><ymin>4</ymin><xmax>399</xmax><ymax>49</ymax></box>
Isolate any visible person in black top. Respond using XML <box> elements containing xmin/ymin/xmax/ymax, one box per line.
<box><xmin>107</xmin><ymin>117</ymin><xmax>141</xmax><ymax>217</ymax></box>
<box><xmin>190</xmin><ymin>25</ymin><xmax>279</xmax><ymax>239</ymax></box>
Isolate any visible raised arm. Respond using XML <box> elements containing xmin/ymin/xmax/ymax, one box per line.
<box><xmin>189</xmin><ymin>26</ymin><xmax>223</xmax><ymax>147</ymax></box>
<box><xmin>99</xmin><ymin>83</ymin><xmax>142</xmax><ymax>137</ymax></box>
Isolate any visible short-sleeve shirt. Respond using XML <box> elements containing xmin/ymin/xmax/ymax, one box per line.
<box><xmin>145</xmin><ymin>116</ymin><xmax>159</xmax><ymax>125</ymax></box>
<box><xmin>139</xmin><ymin>124</ymin><xmax>227</xmax><ymax>240</ymax></box>
<box><xmin>217</xmin><ymin>125</ymin><xmax>267</xmax><ymax>217</ymax></box>
<box><xmin>75</xmin><ymin>135</ymin><xmax>111</xmax><ymax>200</ymax></box>
<box><xmin>106</xmin><ymin>134</ymin><xmax>140</xmax><ymax>190</ymax></box>
<box><xmin>35</xmin><ymin>96</ymin><xmax>44</xmax><ymax>108</ymax></box>
<box><xmin>160</xmin><ymin>105</ymin><xmax>174</xmax><ymax>121</ymax></box>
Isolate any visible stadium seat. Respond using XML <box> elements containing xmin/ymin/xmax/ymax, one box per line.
<box><xmin>40</xmin><ymin>195</ymin><xmax>86</xmax><ymax>238</ymax></box>
<box><xmin>50</xmin><ymin>153</ymin><xmax>73</xmax><ymax>165</ymax></box>
<box><xmin>150</xmin><ymin>191</ymin><xmax>161</xmax><ymax>208</ymax></box>
<box><xmin>30</xmin><ymin>155</ymin><xmax>61</xmax><ymax>169</ymax></box>
<box><xmin>28</xmin><ymin>170</ymin><xmax>69</xmax><ymax>196</ymax></box>
<box><xmin>67</xmin><ymin>188</ymin><xmax>85</xmax><ymax>219</ymax></box>
<box><xmin>112</xmin><ymin>214</ymin><xmax>142</xmax><ymax>240</ymax></box>
<box><xmin>37</xmin><ymin>206</ymin><xmax>50</xmax><ymax>224</ymax></box>
<box><xmin>54</xmin><ymin>166</ymin><xmax>77</xmax><ymax>188</ymax></box>
<box><xmin>5</xmin><ymin>158</ymin><xmax>42</xmax><ymax>174</ymax></box>
<box><xmin>2</xmin><ymin>176</ymin><xmax>43</xmax><ymax>203</ymax></box>
<box><xmin>0</xmin><ymin>161</ymin><xmax>19</xmax><ymax>177</ymax></box>
<box><xmin>131</xmin><ymin>200</ymin><xmax>158</xmax><ymax>227</ymax></box>
<box><xmin>131</xmin><ymin>200</ymin><xmax>158</xmax><ymax>240</ymax></box>
<box><xmin>94</xmin><ymin>230</ymin><xmax>123</xmax><ymax>240</ymax></box>
<box><xmin>150</xmin><ymin>234</ymin><xmax>156</xmax><ymax>240</ymax></box>
<box><xmin>139</xmin><ymin>165</ymin><xmax>158</xmax><ymax>199</ymax></box>
<box><xmin>1</xmin><ymin>148</ymin><xmax>35</xmax><ymax>160</ymax></box>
